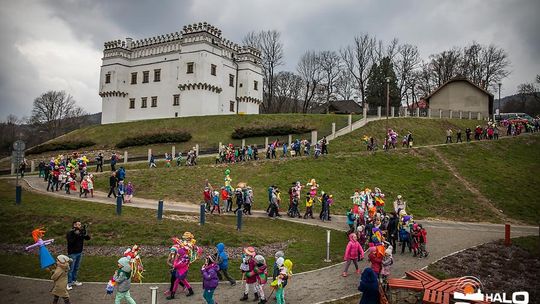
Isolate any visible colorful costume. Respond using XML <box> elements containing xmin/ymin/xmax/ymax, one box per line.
<box><xmin>240</xmin><ymin>247</ymin><xmax>258</xmax><ymax>301</ymax></box>
<box><xmin>123</xmin><ymin>245</ymin><xmax>144</xmax><ymax>283</ymax></box>
<box><xmin>25</xmin><ymin>227</ymin><xmax>55</xmax><ymax>269</ymax></box>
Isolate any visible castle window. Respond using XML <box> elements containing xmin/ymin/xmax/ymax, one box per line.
<box><xmin>230</xmin><ymin>101</ymin><xmax>235</xmax><ymax>112</ymax></box>
<box><xmin>229</xmin><ymin>74</ymin><xmax>234</xmax><ymax>87</ymax></box>
<box><xmin>129</xmin><ymin>98</ymin><xmax>135</xmax><ymax>109</ymax></box>
<box><xmin>131</xmin><ymin>72</ymin><xmax>137</xmax><ymax>84</ymax></box>
<box><xmin>142</xmin><ymin>71</ymin><xmax>149</xmax><ymax>83</ymax></box>
<box><xmin>141</xmin><ymin>97</ymin><xmax>147</xmax><ymax>108</ymax></box>
<box><xmin>211</xmin><ymin>64</ymin><xmax>217</xmax><ymax>76</ymax></box>
<box><xmin>175</xmin><ymin>112</ymin><xmax>178</xmax><ymax>117</ymax></box>
<box><xmin>173</xmin><ymin>94</ymin><xmax>180</xmax><ymax>106</ymax></box>
<box><xmin>105</xmin><ymin>73</ymin><xmax>111</xmax><ymax>84</ymax></box>
<box><xmin>239</xmin><ymin>83</ymin><xmax>243</xmax><ymax>88</ymax></box>
<box><xmin>154</xmin><ymin>69</ymin><xmax>161</xmax><ymax>82</ymax></box>
<box><xmin>254</xmin><ymin>81</ymin><xmax>258</xmax><ymax>91</ymax></box>
<box><xmin>151</xmin><ymin>96</ymin><xmax>158</xmax><ymax>107</ymax></box>
<box><xmin>187</xmin><ymin>62</ymin><xmax>194</xmax><ymax>74</ymax></box>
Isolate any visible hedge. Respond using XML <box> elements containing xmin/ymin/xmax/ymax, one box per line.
<box><xmin>231</xmin><ymin>125</ymin><xmax>314</xmax><ymax>139</ymax></box>
<box><xmin>26</xmin><ymin>140</ymin><xmax>96</xmax><ymax>155</ymax></box>
<box><xmin>116</xmin><ymin>132</ymin><xmax>192</xmax><ymax>148</ymax></box>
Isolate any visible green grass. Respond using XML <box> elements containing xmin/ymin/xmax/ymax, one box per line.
<box><xmin>27</xmin><ymin>114</ymin><xmax>359</xmax><ymax>162</ymax></box>
<box><xmin>330</xmin><ymin>118</ymin><xmax>488</xmax><ymax>153</ymax></box>
<box><xmin>435</xmin><ymin>135</ymin><xmax>540</xmax><ymax>224</ymax></box>
<box><xmin>0</xmin><ymin>180</ymin><xmax>347</xmax><ymax>281</ymax></box>
<box><xmin>512</xmin><ymin>236</ymin><xmax>539</xmax><ymax>257</ymax></box>
<box><xmin>94</xmin><ymin>144</ymin><xmax>499</xmax><ymax>223</ymax></box>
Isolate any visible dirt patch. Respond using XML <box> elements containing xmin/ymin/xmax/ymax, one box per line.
<box><xmin>428</xmin><ymin>240</ymin><xmax>540</xmax><ymax>301</ymax></box>
<box><xmin>162</xmin><ymin>214</ymin><xmax>198</xmax><ymax>223</ymax></box>
<box><xmin>0</xmin><ymin>242</ymin><xmax>290</xmax><ymax>259</ymax></box>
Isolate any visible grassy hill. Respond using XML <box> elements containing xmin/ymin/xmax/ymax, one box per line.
<box><xmin>330</xmin><ymin>118</ymin><xmax>490</xmax><ymax>153</ymax></box>
<box><xmin>27</xmin><ymin>114</ymin><xmax>360</xmax><ymax>159</ymax></box>
<box><xmin>94</xmin><ymin>133</ymin><xmax>540</xmax><ymax>224</ymax></box>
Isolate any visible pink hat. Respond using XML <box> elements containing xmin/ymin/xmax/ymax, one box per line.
<box><xmin>243</xmin><ymin>246</ymin><xmax>256</xmax><ymax>257</ymax></box>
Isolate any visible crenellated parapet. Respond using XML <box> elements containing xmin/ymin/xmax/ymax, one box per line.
<box><xmin>178</xmin><ymin>82</ymin><xmax>223</xmax><ymax>93</ymax></box>
<box><xmin>236</xmin><ymin>96</ymin><xmax>262</xmax><ymax>104</ymax></box>
<box><xmin>182</xmin><ymin>22</ymin><xmax>222</xmax><ymax>37</ymax></box>
<box><xmin>132</xmin><ymin>32</ymin><xmax>182</xmax><ymax>49</ymax></box>
<box><xmin>220</xmin><ymin>38</ymin><xmax>239</xmax><ymax>52</ymax></box>
<box><xmin>99</xmin><ymin>91</ymin><xmax>129</xmax><ymax>97</ymax></box>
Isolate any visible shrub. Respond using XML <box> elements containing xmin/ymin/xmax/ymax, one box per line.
<box><xmin>116</xmin><ymin>132</ymin><xmax>192</xmax><ymax>148</ymax></box>
<box><xmin>231</xmin><ymin>125</ymin><xmax>314</xmax><ymax>139</ymax></box>
<box><xmin>26</xmin><ymin>140</ymin><xmax>96</xmax><ymax>155</ymax></box>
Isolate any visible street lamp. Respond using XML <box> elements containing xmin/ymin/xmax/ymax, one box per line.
<box><xmin>497</xmin><ymin>82</ymin><xmax>502</xmax><ymax>118</ymax></box>
<box><xmin>386</xmin><ymin>77</ymin><xmax>390</xmax><ymax>131</ymax></box>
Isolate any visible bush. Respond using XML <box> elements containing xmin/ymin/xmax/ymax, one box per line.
<box><xmin>231</xmin><ymin>125</ymin><xmax>314</xmax><ymax>139</ymax></box>
<box><xmin>26</xmin><ymin>140</ymin><xmax>96</xmax><ymax>155</ymax></box>
<box><xmin>116</xmin><ymin>132</ymin><xmax>192</xmax><ymax>148</ymax></box>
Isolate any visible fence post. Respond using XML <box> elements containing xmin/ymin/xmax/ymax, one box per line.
<box><xmin>311</xmin><ymin>130</ymin><xmax>318</xmax><ymax>145</ymax></box>
<box><xmin>30</xmin><ymin>160</ymin><xmax>35</xmax><ymax>173</ymax></box>
<box><xmin>362</xmin><ymin>106</ymin><xmax>367</xmax><ymax>120</ymax></box>
<box><xmin>195</xmin><ymin>144</ymin><xmax>199</xmax><ymax>156</ymax></box>
<box><xmin>241</xmin><ymin>139</ymin><xmax>246</xmax><ymax>147</ymax></box>
<box><xmin>428</xmin><ymin>108</ymin><xmax>432</xmax><ymax>118</ymax></box>
<box><xmin>459</xmin><ymin>111</ymin><xmax>463</xmax><ymax>119</ymax></box>
<box><xmin>439</xmin><ymin>109</ymin><xmax>442</xmax><ymax>119</ymax></box>
<box><xmin>11</xmin><ymin>163</ymin><xmax>15</xmax><ymax>175</ymax></box>
<box><xmin>324</xmin><ymin>230</ymin><xmax>331</xmax><ymax>262</ymax></box>
<box><xmin>391</xmin><ymin>107</ymin><xmax>395</xmax><ymax>118</ymax></box>
<box><xmin>219</xmin><ymin>142</ymin><xmax>222</xmax><ymax>153</ymax></box>
<box><xmin>504</xmin><ymin>224</ymin><xmax>511</xmax><ymax>246</ymax></box>
<box><xmin>157</xmin><ymin>200</ymin><xmax>164</xmax><ymax>220</ymax></box>
<box><xmin>236</xmin><ymin>208</ymin><xmax>243</xmax><ymax>231</ymax></box>
<box><xmin>449</xmin><ymin>110</ymin><xmax>453</xmax><ymax>119</ymax></box>
<box><xmin>265</xmin><ymin>137</ymin><xmax>269</xmax><ymax>148</ymax></box>
<box><xmin>415</xmin><ymin>108</ymin><xmax>419</xmax><ymax>117</ymax></box>
<box><xmin>148</xmin><ymin>149</ymin><xmax>152</xmax><ymax>162</ymax></box>
<box><xmin>200</xmin><ymin>203</ymin><xmax>206</xmax><ymax>225</ymax></box>
<box><xmin>377</xmin><ymin>106</ymin><xmax>381</xmax><ymax>118</ymax></box>
<box><xmin>172</xmin><ymin>146</ymin><xmax>176</xmax><ymax>158</ymax></box>
<box><xmin>288</xmin><ymin>134</ymin><xmax>292</xmax><ymax>146</ymax></box>
<box><xmin>15</xmin><ymin>185</ymin><xmax>22</xmax><ymax>205</ymax></box>
<box><xmin>150</xmin><ymin>286</ymin><xmax>159</xmax><ymax>304</ymax></box>
<box><xmin>348</xmin><ymin>114</ymin><xmax>352</xmax><ymax>131</ymax></box>
<box><xmin>468</xmin><ymin>111</ymin><xmax>472</xmax><ymax>119</ymax></box>
<box><xmin>116</xmin><ymin>196</ymin><xmax>122</xmax><ymax>216</ymax></box>
<box><xmin>331</xmin><ymin>123</ymin><xmax>336</xmax><ymax>139</ymax></box>
<box><xmin>124</xmin><ymin>151</ymin><xmax>128</xmax><ymax>164</ymax></box>
<box><xmin>477</xmin><ymin>112</ymin><xmax>481</xmax><ymax>120</ymax></box>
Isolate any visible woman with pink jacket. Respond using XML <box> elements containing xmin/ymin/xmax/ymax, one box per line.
<box><xmin>342</xmin><ymin>233</ymin><xmax>364</xmax><ymax>277</ymax></box>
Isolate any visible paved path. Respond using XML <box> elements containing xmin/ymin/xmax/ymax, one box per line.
<box><xmin>0</xmin><ymin>176</ymin><xmax>537</xmax><ymax>304</ymax></box>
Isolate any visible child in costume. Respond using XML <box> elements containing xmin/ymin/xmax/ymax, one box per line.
<box><xmin>216</xmin><ymin>243</ymin><xmax>236</xmax><ymax>285</ymax></box>
<box><xmin>201</xmin><ymin>255</ymin><xmax>219</xmax><ymax>304</ymax></box>
<box><xmin>51</xmin><ymin>255</ymin><xmax>72</xmax><ymax>304</ymax></box>
<box><xmin>204</xmin><ymin>186</ymin><xmax>212</xmax><ymax>212</ymax></box>
<box><xmin>346</xmin><ymin>209</ymin><xmax>357</xmax><ymax>235</ymax></box>
<box><xmin>87</xmin><ymin>175</ymin><xmax>94</xmax><ymax>198</ymax></box>
<box><xmin>113</xmin><ymin>257</ymin><xmax>137</xmax><ymax>304</ymax></box>
<box><xmin>272</xmin><ymin>251</ymin><xmax>284</xmax><ymax>280</ymax></box>
<box><xmin>168</xmin><ymin>247</ymin><xmax>194</xmax><ymax>299</ymax></box>
<box><xmin>271</xmin><ymin>257</ymin><xmax>292</xmax><ymax>304</ymax></box>
<box><xmin>211</xmin><ymin>190</ymin><xmax>221</xmax><ymax>214</ymax></box>
<box><xmin>240</xmin><ymin>246</ymin><xmax>258</xmax><ymax>301</ymax></box>
<box><xmin>368</xmin><ymin>246</ymin><xmax>383</xmax><ymax>277</ymax></box>
<box><xmin>125</xmin><ymin>182</ymin><xmax>134</xmax><ymax>204</ymax></box>
<box><xmin>248</xmin><ymin>255</ymin><xmax>268</xmax><ymax>304</ymax></box>
<box><xmin>380</xmin><ymin>246</ymin><xmax>393</xmax><ymax>281</ymax></box>
<box><xmin>342</xmin><ymin>233</ymin><xmax>364</xmax><ymax>277</ymax></box>
<box><xmin>417</xmin><ymin>224</ymin><xmax>429</xmax><ymax>258</ymax></box>
<box><xmin>303</xmin><ymin>194</ymin><xmax>314</xmax><ymax>219</ymax></box>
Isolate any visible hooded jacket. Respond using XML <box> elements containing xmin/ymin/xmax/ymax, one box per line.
<box><xmin>51</xmin><ymin>261</ymin><xmax>70</xmax><ymax>298</ymax></box>
<box><xmin>358</xmin><ymin>268</ymin><xmax>380</xmax><ymax>304</ymax></box>
<box><xmin>202</xmin><ymin>262</ymin><xmax>220</xmax><ymax>290</ymax></box>
<box><xmin>344</xmin><ymin>234</ymin><xmax>364</xmax><ymax>261</ymax></box>
<box><xmin>216</xmin><ymin>243</ymin><xmax>229</xmax><ymax>270</ymax></box>
<box><xmin>114</xmin><ymin>257</ymin><xmax>132</xmax><ymax>293</ymax></box>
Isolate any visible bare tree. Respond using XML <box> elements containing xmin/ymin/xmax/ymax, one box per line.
<box><xmin>480</xmin><ymin>44</ymin><xmax>511</xmax><ymax>90</ymax></box>
<box><xmin>429</xmin><ymin>48</ymin><xmax>462</xmax><ymax>87</ymax></box>
<box><xmin>335</xmin><ymin>69</ymin><xmax>356</xmax><ymax>101</ymax></box>
<box><xmin>273</xmin><ymin>71</ymin><xmax>303</xmax><ymax>113</ymax></box>
<box><xmin>30</xmin><ymin>91</ymin><xmax>86</xmax><ymax>138</ymax></box>
<box><xmin>297</xmin><ymin>51</ymin><xmax>323</xmax><ymax>113</ymax></box>
<box><xmin>340</xmin><ymin>34</ymin><xmax>376</xmax><ymax>106</ymax></box>
<box><xmin>395</xmin><ymin>44</ymin><xmax>420</xmax><ymax>108</ymax></box>
<box><xmin>243</xmin><ymin>30</ymin><xmax>284</xmax><ymax>113</ymax></box>
<box><xmin>318</xmin><ymin>50</ymin><xmax>342</xmax><ymax>113</ymax></box>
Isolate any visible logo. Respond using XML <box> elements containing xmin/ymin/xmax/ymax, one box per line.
<box><xmin>453</xmin><ymin>276</ymin><xmax>529</xmax><ymax>304</ymax></box>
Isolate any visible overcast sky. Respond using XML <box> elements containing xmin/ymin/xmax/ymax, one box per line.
<box><xmin>1</xmin><ymin>0</ymin><xmax>538</xmax><ymax>119</ymax></box>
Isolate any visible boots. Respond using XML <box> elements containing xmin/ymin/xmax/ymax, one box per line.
<box><xmin>259</xmin><ymin>299</ymin><xmax>267</xmax><ymax>304</ymax></box>
<box><xmin>240</xmin><ymin>293</ymin><xmax>249</xmax><ymax>301</ymax></box>
<box><xmin>253</xmin><ymin>292</ymin><xmax>259</xmax><ymax>301</ymax></box>
<box><xmin>166</xmin><ymin>292</ymin><xmax>175</xmax><ymax>300</ymax></box>
<box><xmin>186</xmin><ymin>288</ymin><xmax>194</xmax><ymax>297</ymax></box>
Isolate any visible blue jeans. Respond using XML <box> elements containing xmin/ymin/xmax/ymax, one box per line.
<box><xmin>68</xmin><ymin>253</ymin><xmax>82</xmax><ymax>284</ymax></box>
<box><xmin>203</xmin><ymin>288</ymin><xmax>215</xmax><ymax>304</ymax></box>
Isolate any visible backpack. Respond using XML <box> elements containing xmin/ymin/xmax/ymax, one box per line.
<box><xmin>399</xmin><ymin>227</ymin><xmax>409</xmax><ymax>241</ymax></box>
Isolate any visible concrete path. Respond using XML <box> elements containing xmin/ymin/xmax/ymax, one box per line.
<box><xmin>0</xmin><ymin>176</ymin><xmax>537</xmax><ymax>304</ymax></box>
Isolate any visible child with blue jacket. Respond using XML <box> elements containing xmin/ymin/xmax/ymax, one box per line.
<box><xmin>216</xmin><ymin>243</ymin><xmax>236</xmax><ymax>285</ymax></box>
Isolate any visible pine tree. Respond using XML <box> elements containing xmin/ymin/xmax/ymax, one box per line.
<box><xmin>365</xmin><ymin>57</ymin><xmax>401</xmax><ymax>107</ymax></box>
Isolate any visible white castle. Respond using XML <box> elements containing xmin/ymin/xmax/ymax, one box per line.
<box><xmin>99</xmin><ymin>22</ymin><xmax>263</xmax><ymax>124</ymax></box>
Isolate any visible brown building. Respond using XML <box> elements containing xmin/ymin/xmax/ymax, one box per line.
<box><xmin>312</xmin><ymin>100</ymin><xmax>363</xmax><ymax>114</ymax></box>
<box><xmin>425</xmin><ymin>78</ymin><xmax>493</xmax><ymax>117</ymax></box>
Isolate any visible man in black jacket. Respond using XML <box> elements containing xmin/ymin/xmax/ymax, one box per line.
<box><xmin>67</xmin><ymin>221</ymin><xmax>91</xmax><ymax>289</ymax></box>
<box><xmin>95</xmin><ymin>152</ymin><xmax>104</xmax><ymax>172</ymax></box>
<box><xmin>107</xmin><ymin>172</ymin><xmax>117</xmax><ymax>198</ymax></box>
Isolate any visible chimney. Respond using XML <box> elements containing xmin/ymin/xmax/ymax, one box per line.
<box><xmin>126</xmin><ymin>37</ymin><xmax>133</xmax><ymax>49</ymax></box>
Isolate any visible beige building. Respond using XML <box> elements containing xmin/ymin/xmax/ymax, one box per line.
<box><xmin>425</xmin><ymin>78</ymin><xmax>493</xmax><ymax>117</ymax></box>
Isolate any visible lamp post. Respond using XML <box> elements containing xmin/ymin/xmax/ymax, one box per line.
<box><xmin>386</xmin><ymin>77</ymin><xmax>390</xmax><ymax>131</ymax></box>
<box><xmin>497</xmin><ymin>82</ymin><xmax>502</xmax><ymax>118</ymax></box>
